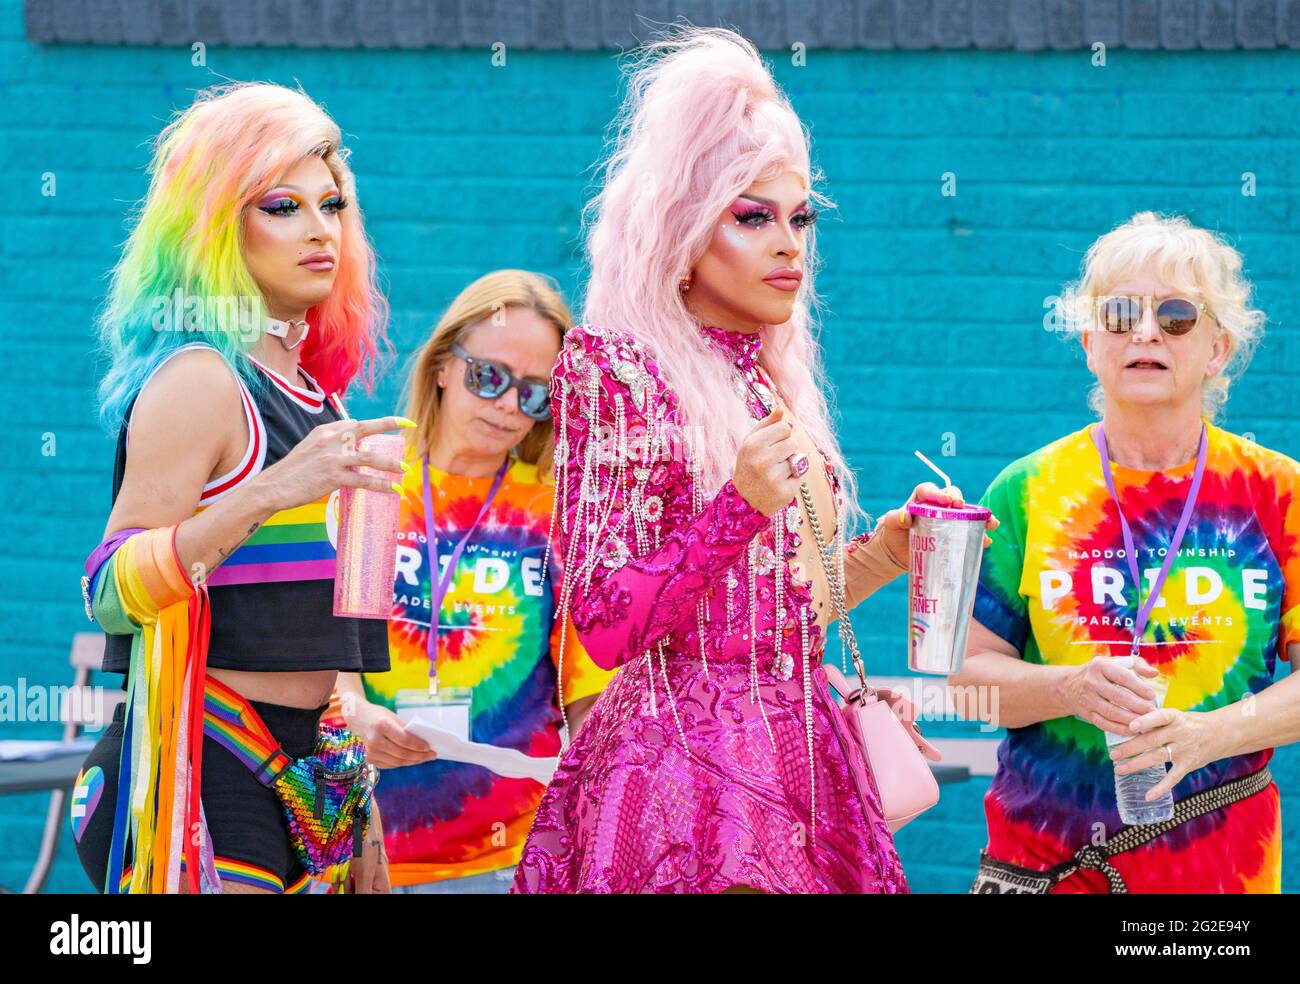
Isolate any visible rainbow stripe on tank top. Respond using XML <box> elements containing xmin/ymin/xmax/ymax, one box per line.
<box><xmin>196</xmin><ymin>493</ymin><xmax>338</xmax><ymax>586</ymax></box>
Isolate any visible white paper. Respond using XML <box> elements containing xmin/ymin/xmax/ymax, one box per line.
<box><xmin>395</xmin><ymin>701</ymin><xmax>471</xmax><ymax>743</ymax></box>
<box><xmin>403</xmin><ymin>717</ymin><xmax>558</xmax><ymax>785</ymax></box>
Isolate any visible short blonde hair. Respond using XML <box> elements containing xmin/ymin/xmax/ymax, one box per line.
<box><xmin>1060</xmin><ymin>211</ymin><xmax>1265</xmax><ymax>420</ymax></box>
<box><xmin>403</xmin><ymin>270</ymin><xmax>570</xmax><ymax>482</ymax></box>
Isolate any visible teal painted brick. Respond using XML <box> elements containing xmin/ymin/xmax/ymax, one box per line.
<box><xmin>3</xmin><ymin>0</ymin><xmax>1300</xmax><ymax>890</ymax></box>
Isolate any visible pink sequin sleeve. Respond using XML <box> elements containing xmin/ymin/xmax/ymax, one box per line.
<box><xmin>551</xmin><ymin>326</ymin><xmax>770</xmax><ymax>671</ymax></box>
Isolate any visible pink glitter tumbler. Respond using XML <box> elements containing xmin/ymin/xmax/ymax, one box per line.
<box><xmin>333</xmin><ymin>432</ymin><xmax>404</xmax><ymax>618</ymax></box>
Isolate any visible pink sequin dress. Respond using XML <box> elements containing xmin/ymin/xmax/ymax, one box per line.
<box><xmin>511</xmin><ymin>322</ymin><xmax>909</xmax><ymax>894</ymax></box>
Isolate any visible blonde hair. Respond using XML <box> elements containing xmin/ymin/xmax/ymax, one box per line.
<box><xmin>1060</xmin><ymin>211</ymin><xmax>1265</xmax><ymax>420</ymax></box>
<box><xmin>404</xmin><ymin>270</ymin><xmax>571</xmax><ymax>481</ymax></box>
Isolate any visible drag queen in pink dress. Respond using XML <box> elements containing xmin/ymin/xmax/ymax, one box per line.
<box><xmin>512</xmin><ymin>28</ymin><xmax>983</xmax><ymax>894</ymax></box>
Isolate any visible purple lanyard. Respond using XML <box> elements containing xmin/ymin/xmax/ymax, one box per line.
<box><xmin>1093</xmin><ymin>423</ymin><xmax>1208</xmax><ymax>658</ymax></box>
<box><xmin>421</xmin><ymin>456</ymin><xmax>510</xmax><ymax>686</ymax></box>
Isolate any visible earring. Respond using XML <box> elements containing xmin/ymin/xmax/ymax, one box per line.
<box><xmin>678</xmin><ymin>273</ymin><xmax>692</xmax><ymax>293</ymax></box>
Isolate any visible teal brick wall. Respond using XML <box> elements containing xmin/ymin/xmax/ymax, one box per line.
<box><xmin>2</xmin><ymin>0</ymin><xmax>1297</xmax><ymax>891</ymax></box>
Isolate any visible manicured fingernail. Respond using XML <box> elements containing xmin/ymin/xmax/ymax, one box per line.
<box><xmin>400</xmin><ymin>461</ymin><xmax>413</xmax><ymax>473</ymax></box>
<box><xmin>390</xmin><ymin>482</ymin><xmax>403</xmax><ymax>494</ymax></box>
<box><xmin>395</xmin><ymin>417</ymin><xmax>417</xmax><ymax>428</ymax></box>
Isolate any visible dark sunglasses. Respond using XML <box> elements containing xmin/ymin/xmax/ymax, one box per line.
<box><xmin>450</xmin><ymin>343</ymin><xmax>552</xmax><ymax>421</ymax></box>
<box><xmin>1095</xmin><ymin>295</ymin><xmax>1209</xmax><ymax>337</ymax></box>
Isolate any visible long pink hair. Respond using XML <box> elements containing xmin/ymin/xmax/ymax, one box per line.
<box><xmin>582</xmin><ymin>27</ymin><xmax>862</xmax><ymax>528</ymax></box>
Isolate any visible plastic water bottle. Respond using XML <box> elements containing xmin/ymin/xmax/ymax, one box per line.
<box><xmin>1106</xmin><ymin>655</ymin><xmax>1173</xmax><ymax>825</ymax></box>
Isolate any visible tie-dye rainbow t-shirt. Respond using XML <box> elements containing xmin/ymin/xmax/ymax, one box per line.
<box><xmin>973</xmin><ymin>420</ymin><xmax>1300</xmax><ymax>893</ymax></box>
<box><xmin>362</xmin><ymin>453</ymin><xmax>615</xmax><ymax>886</ymax></box>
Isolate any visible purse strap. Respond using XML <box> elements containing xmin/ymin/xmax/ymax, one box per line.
<box><xmin>797</xmin><ymin>480</ymin><xmax>871</xmax><ymax>693</ymax></box>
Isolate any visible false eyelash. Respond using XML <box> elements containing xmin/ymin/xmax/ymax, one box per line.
<box><xmin>323</xmin><ymin>197</ymin><xmax>350</xmax><ymax>212</ymax></box>
<box><xmin>259</xmin><ymin>199</ymin><xmax>300</xmax><ymax>215</ymax></box>
<box><xmin>792</xmin><ymin>208</ymin><xmax>819</xmax><ymax>228</ymax></box>
<box><xmin>734</xmin><ymin>207</ymin><xmax>776</xmax><ymax>226</ymax></box>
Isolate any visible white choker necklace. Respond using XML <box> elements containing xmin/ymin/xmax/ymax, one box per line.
<box><xmin>264</xmin><ymin>317</ymin><xmax>310</xmax><ymax>351</ymax></box>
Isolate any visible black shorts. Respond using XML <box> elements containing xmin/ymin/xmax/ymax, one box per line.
<box><xmin>73</xmin><ymin>695</ymin><xmax>326</xmax><ymax>893</ymax></box>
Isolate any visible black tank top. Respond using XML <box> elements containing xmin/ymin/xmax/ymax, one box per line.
<box><xmin>101</xmin><ymin>343</ymin><xmax>390</xmax><ymax>675</ymax></box>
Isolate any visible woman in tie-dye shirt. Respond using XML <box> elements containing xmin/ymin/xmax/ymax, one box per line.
<box><xmin>954</xmin><ymin>212</ymin><xmax>1300</xmax><ymax>893</ymax></box>
<box><xmin>336</xmin><ymin>271</ymin><xmax>614</xmax><ymax>892</ymax></box>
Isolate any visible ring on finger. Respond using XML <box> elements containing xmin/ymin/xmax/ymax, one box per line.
<box><xmin>787</xmin><ymin>452</ymin><xmax>809</xmax><ymax>478</ymax></box>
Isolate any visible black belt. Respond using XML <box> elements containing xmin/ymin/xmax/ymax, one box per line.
<box><xmin>970</xmin><ymin>765</ymin><xmax>1273</xmax><ymax>894</ymax></box>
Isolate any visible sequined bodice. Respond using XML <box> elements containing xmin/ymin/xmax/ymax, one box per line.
<box><xmin>550</xmin><ymin>322</ymin><xmax>848</xmax><ymax>678</ymax></box>
<box><xmin>517</xmin><ymin>320</ymin><xmax>909</xmax><ymax>894</ymax></box>
<box><xmin>700</xmin><ymin>324</ymin><xmax>842</xmax><ymax>636</ymax></box>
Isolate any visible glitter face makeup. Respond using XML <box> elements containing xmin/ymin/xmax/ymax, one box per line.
<box><xmin>684</xmin><ymin>169</ymin><xmax>816</xmax><ymax>334</ymax></box>
<box><xmin>243</xmin><ymin>155</ymin><xmax>345</xmax><ymax>320</ymax></box>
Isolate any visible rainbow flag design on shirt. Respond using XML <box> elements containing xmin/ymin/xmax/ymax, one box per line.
<box><xmin>362</xmin><ymin>454</ymin><xmax>615</xmax><ymax>887</ymax></box>
<box><xmin>197</xmin><ymin>492</ymin><xmax>337</xmax><ymax>586</ymax></box>
<box><xmin>973</xmin><ymin>420</ymin><xmax>1300</xmax><ymax>893</ymax></box>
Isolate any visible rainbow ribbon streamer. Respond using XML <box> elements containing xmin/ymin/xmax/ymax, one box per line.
<box><xmin>87</xmin><ymin>526</ymin><xmax>210</xmax><ymax>894</ymax></box>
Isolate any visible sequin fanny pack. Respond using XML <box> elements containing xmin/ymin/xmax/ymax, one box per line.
<box><xmin>203</xmin><ymin>676</ymin><xmax>375</xmax><ymax>875</ymax></box>
<box><xmin>969</xmin><ymin>764</ymin><xmax>1273</xmax><ymax>894</ymax></box>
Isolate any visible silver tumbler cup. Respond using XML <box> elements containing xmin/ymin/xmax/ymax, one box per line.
<box><xmin>906</xmin><ymin>501</ymin><xmax>991</xmax><ymax>675</ymax></box>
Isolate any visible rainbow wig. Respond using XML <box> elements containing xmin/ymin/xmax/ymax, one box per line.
<box><xmin>582</xmin><ymin>27</ymin><xmax>862</xmax><ymax>530</ymax></box>
<box><xmin>97</xmin><ymin>81</ymin><xmax>388</xmax><ymax>429</ymax></box>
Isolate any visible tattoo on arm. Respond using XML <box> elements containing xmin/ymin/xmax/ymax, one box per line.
<box><xmin>218</xmin><ymin>522</ymin><xmax>261</xmax><ymax>561</ymax></box>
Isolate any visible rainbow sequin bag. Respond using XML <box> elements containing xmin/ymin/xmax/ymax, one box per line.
<box><xmin>203</xmin><ymin>678</ymin><xmax>374</xmax><ymax>877</ymax></box>
<box><xmin>272</xmin><ymin>725</ymin><xmax>374</xmax><ymax>875</ymax></box>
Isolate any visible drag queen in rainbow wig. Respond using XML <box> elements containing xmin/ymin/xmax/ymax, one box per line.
<box><xmin>511</xmin><ymin>28</ymin><xmax>984</xmax><ymax>893</ymax></box>
<box><xmin>74</xmin><ymin>82</ymin><xmax>407</xmax><ymax>894</ymax></box>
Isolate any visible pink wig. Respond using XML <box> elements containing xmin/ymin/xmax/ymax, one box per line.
<box><xmin>582</xmin><ymin>27</ymin><xmax>861</xmax><ymax>527</ymax></box>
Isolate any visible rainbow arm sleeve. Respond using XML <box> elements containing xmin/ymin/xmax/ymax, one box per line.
<box><xmin>86</xmin><ymin>526</ymin><xmax>208</xmax><ymax>895</ymax></box>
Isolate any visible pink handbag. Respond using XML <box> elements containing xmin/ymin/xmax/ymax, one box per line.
<box><xmin>823</xmin><ymin>662</ymin><xmax>942</xmax><ymax>832</ymax></box>
<box><xmin>788</xmin><ymin>476</ymin><xmax>943</xmax><ymax>832</ymax></box>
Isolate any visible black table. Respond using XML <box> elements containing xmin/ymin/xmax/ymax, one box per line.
<box><xmin>0</xmin><ymin>750</ymin><xmax>89</xmax><ymax>795</ymax></box>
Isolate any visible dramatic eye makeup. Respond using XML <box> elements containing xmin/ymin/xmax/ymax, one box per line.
<box><xmin>257</xmin><ymin>192</ymin><xmax>302</xmax><ymax>216</ymax></box>
<box><xmin>256</xmin><ymin>188</ymin><xmax>349</xmax><ymax>216</ymax></box>
<box><xmin>790</xmin><ymin>206</ymin><xmax>818</xmax><ymax>229</ymax></box>
<box><xmin>729</xmin><ymin>197</ymin><xmax>818</xmax><ymax>230</ymax></box>
<box><xmin>320</xmin><ymin>190</ymin><xmax>349</xmax><ymax>213</ymax></box>
<box><xmin>732</xmin><ymin>201</ymin><xmax>776</xmax><ymax>227</ymax></box>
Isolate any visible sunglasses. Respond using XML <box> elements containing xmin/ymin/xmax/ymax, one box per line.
<box><xmin>449</xmin><ymin>344</ymin><xmax>552</xmax><ymax>421</ymax></box>
<box><xmin>1095</xmin><ymin>295</ymin><xmax>1210</xmax><ymax>337</ymax></box>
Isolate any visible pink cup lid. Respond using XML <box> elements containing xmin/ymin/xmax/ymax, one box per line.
<box><xmin>906</xmin><ymin>501</ymin><xmax>992</xmax><ymax>522</ymax></box>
